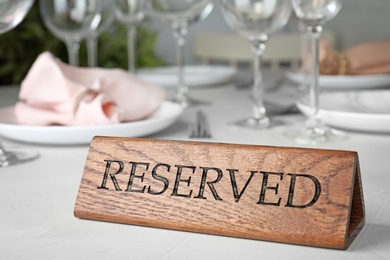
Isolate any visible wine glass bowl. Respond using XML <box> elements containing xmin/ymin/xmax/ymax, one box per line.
<box><xmin>0</xmin><ymin>0</ymin><xmax>38</xmax><ymax>167</ymax></box>
<box><xmin>150</xmin><ymin>1</ymin><xmax>213</xmax><ymax>28</ymax></box>
<box><xmin>292</xmin><ymin>0</ymin><xmax>341</xmax><ymax>23</ymax></box>
<box><xmin>222</xmin><ymin>0</ymin><xmax>291</xmax><ymax>42</ymax></box>
<box><xmin>115</xmin><ymin>0</ymin><xmax>145</xmax><ymax>24</ymax></box>
<box><xmin>114</xmin><ymin>0</ymin><xmax>146</xmax><ymax>72</ymax></box>
<box><xmin>0</xmin><ymin>0</ymin><xmax>34</xmax><ymax>34</ymax></box>
<box><xmin>149</xmin><ymin>0</ymin><xmax>214</xmax><ymax>108</ymax></box>
<box><xmin>39</xmin><ymin>0</ymin><xmax>104</xmax><ymax>66</ymax></box>
<box><xmin>220</xmin><ymin>0</ymin><xmax>291</xmax><ymax>129</ymax></box>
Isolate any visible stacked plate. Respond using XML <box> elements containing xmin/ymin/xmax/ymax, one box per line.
<box><xmin>287</xmin><ymin>72</ymin><xmax>390</xmax><ymax>133</ymax></box>
<box><xmin>138</xmin><ymin>65</ymin><xmax>236</xmax><ymax>88</ymax></box>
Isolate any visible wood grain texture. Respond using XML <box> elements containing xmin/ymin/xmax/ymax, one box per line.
<box><xmin>74</xmin><ymin>137</ymin><xmax>365</xmax><ymax>249</ymax></box>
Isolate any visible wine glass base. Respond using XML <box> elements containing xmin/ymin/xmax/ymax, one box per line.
<box><xmin>284</xmin><ymin>125</ymin><xmax>347</xmax><ymax>144</ymax></box>
<box><xmin>230</xmin><ymin>117</ymin><xmax>283</xmax><ymax>130</ymax></box>
<box><xmin>0</xmin><ymin>148</ymin><xmax>39</xmax><ymax>167</ymax></box>
<box><xmin>173</xmin><ymin>96</ymin><xmax>211</xmax><ymax>109</ymax></box>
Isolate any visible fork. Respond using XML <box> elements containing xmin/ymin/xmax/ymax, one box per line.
<box><xmin>189</xmin><ymin>110</ymin><xmax>212</xmax><ymax>138</ymax></box>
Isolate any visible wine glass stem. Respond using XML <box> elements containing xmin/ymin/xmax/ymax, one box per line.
<box><xmin>307</xmin><ymin>27</ymin><xmax>322</xmax><ymax>127</ymax></box>
<box><xmin>87</xmin><ymin>37</ymin><xmax>98</xmax><ymax>67</ymax></box>
<box><xmin>127</xmin><ymin>25</ymin><xmax>137</xmax><ymax>73</ymax></box>
<box><xmin>65</xmin><ymin>40</ymin><xmax>80</xmax><ymax>66</ymax></box>
<box><xmin>299</xmin><ymin>22</ymin><xmax>310</xmax><ymax>95</ymax></box>
<box><xmin>173</xmin><ymin>27</ymin><xmax>188</xmax><ymax>106</ymax></box>
<box><xmin>251</xmin><ymin>42</ymin><xmax>267</xmax><ymax>120</ymax></box>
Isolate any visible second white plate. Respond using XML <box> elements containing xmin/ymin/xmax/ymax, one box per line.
<box><xmin>297</xmin><ymin>90</ymin><xmax>390</xmax><ymax>133</ymax></box>
<box><xmin>286</xmin><ymin>71</ymin><xmax>390</xmax><ymax>90</ymax></box>
<box><xmin>138</xmin><ymin>65</ymin><xmax>237</xmax><ymax>88</ymax></box>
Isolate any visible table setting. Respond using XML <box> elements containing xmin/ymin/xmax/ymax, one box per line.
<box><xmin>1</xmin><ymin>0</ymin><xmax>390</xmax><ymax>259</ymax></box>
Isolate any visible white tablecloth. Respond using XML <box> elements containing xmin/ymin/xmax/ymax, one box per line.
<box><xmin>1</xmin><ymin>79</ymin><xmax>390</xmax><ymax>260</ymax></box>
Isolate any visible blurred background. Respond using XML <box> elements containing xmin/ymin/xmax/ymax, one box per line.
<box><xmin>1</xmin><ymin>0</ymin><xmax>389</xmax><ymax>85</ymax></box>
<box><xmin>153</xmin><ymin>0</ymin><xmax>390</xmax><ymax>64</ymax></box>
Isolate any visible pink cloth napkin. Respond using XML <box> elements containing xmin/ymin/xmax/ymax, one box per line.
<box><xmin>15</xmin><ymin>52</ymin><xmax>165</xmax><ymax>126</ymax></box>
<box><xmin>319</xmin><ymin>39</ymin><xmax>390</xmax><ymax>75</ymax></box>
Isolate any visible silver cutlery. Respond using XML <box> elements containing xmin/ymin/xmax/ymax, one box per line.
<box><xmin>189</xmin><ymin>110</ymin><xmax>212</xmax><ymax>138</ymax></box>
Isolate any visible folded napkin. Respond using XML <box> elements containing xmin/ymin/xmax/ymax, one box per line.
<box><xmin>319</xmin><ymin>39</ymin><xmax>390</xmax><ymax>75</ymax></box>
<box><xmin>15</xmin><ymin>52</ymin><xmax>165</xmax><ymax>126</ymax></box>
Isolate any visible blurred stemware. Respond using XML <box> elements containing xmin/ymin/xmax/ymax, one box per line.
<box><xmin>149</xmin><ymin>0</ymin><xmax>214</xmax><ymax>108</ymax></box>
<box><xmin>298</xmin><ymin>1</ymin><xmax>342</xmax><ymax>95</ymax></box>
<box><xmin>0</xmin><ymin>0</ymin><xmax>38</xmax><ymax>167</ymax></box>
<box><xmin>114</xmin><ymin>0</ymin><xmax>146</xmax><ymax>73</ymax></box>
<box><xmin>285</xmin><ymin>0</ymin><xmax>345</xmax><ymax>144</ymax></box>
<box><xmin>39</xmin><ymin>0</ymin><xmax>104</xmax><ymax>66</ymax></box>
<box><xmin>86</xmin><ymin>1</ymin><xmax>114</xmax><ymax>67</ymax></box>
<box><xmin>220</xmin><ymin>0</ymin><xmax>292</xmax><ymax>129</ymax></box>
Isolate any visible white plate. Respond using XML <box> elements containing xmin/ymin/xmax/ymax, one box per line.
<box><xmin>286</xmin><ymin>71</ymin><xmax>390</xmax><ymax>90</ymax></box>
<box><xmin>138</xmin><ymin>65</ymin><xmax>236</xmax><ymax>88</ymax></box>
<box><xmin>0</xmin><ymin>101</ymin><xmax>183</xmax><ymax>145</ymax></box>
<box><xmin>297</xmin><ymin>90</ymin><xmax>390</xmax><ymax>133</ymax></box>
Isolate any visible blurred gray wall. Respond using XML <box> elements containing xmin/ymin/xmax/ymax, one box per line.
<box><xmin>148</xmin><ymin>0</ymin><xmax>390</xmax><ymax>65</ymax></box>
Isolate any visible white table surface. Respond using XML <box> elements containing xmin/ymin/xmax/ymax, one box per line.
<box><xmin>1</xmin><ymin>77</ymin><xmax>390</xmax><ymax>260</ymax></box>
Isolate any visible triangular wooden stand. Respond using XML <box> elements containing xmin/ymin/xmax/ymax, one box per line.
<box><xmin>75</xmin><ymin>137</ymin><xmax>365</xmax><ymax>249</ymax></box>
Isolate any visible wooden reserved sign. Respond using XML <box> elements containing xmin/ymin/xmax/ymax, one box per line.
<box><xmin>74</xmin><ymin>137</ymin><xmax>365</xmax><ymax>249</ymax></box>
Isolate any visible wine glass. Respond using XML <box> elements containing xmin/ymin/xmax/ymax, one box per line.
<box><xmin>39</xmin><ymin>0</ymin><xmax>104</xmax><ymax>66</ymax></box>
<box><xmin>298</xmin><ymin>1</ymin><xmax>342</xmax><ymax>95</ymax></box>
<box><xmin>285</xmin><ymin>0</ymin><xmax>345</xmax><ymax>144</ymax></box>
<box><xmin>0</xmin><ymin>0</ymin><xmax>38</xmax><ymax>167</ymax></box>
<box><xmin>114</xmin><ymin>0</ymin><xmax>146</xmax><ymax>73</ymax></box>
<box><xmin>85</xmin><ymin>1</ymin><xmax>115</xmax><ymax>67</ymax></box>
<box><xmin>220</xmin><ymin>0</ymin><xmax>292</xmax><ymax>129</ymax></box>
<box><xmin>149</xmin><ymin>0</ymin><xmax>214</xmax><ymax>108</ymax></box>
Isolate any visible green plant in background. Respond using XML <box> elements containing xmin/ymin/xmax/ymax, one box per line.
<box><xmin>0</xmin><ymin>2</ymin><xmax>165</xmax><ymax>86</ymax></box>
